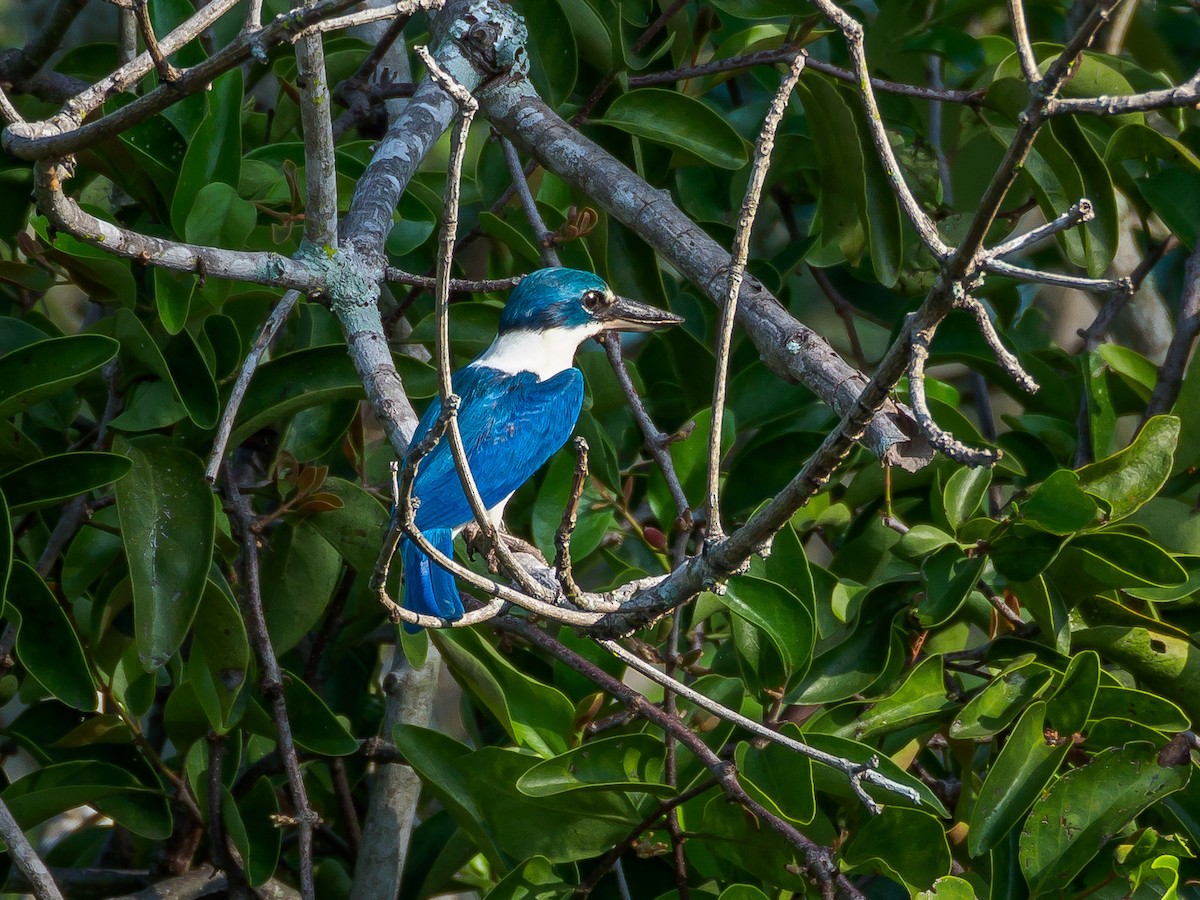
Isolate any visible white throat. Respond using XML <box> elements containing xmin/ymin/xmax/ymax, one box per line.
<box><xmin>471</xmin><ymin>325</ymin><xmax>598</xmax><ymax>380</ymax></box>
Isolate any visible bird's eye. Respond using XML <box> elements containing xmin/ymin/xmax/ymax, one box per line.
<box><xmin>582</xmin><ymin>289</ymin><xmax>604</xmax><ymax>310</ymax></box>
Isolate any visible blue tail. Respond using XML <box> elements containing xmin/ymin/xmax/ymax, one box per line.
<box><xmin>400</xmin><ymin>529</ymin><xmax>463</xmax><ymax>632</ymax></box>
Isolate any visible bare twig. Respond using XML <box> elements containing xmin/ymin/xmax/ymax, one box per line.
<box><xmin>576</xmin><ymin>779</ymin><xmax>717</xmax><ymax>899</ymax></box>
<box><xmin>603</xmin><ymin>339</ymin><xmax>692</xmax><ymax>526</ymax></box>
<box><xmin>808</xmin><ymin>265</ymin><xmax>868</xmax><ymax>368</ymax></box>
<box><xmin>984</xmin><ymin>258</ymin><xmax>1132</xmax><ymax>294</ymax></box>
<box><xmin>133</xmin><ymin>0</ymin><xmax>183</xmax><ymax>82</ymax></box>
<box><xmin>502</xmin><ymin>138</ymin><xmax>560</xmax><ymax>267</ymax></box>
<box><xmin>4</xmin><ymin>0</ymin><xmax>374</xmax><ymax>160</ymax></box>
<box><xmin>0</xmin><ymin>0</ymin><xmax>88</xmax><ymax>79</ymax></box>
<box><xmin>206</xmin><ymin>291</ymin><xmax>301</xmax><ymax>482</ymax></box>
<box><xmin>1047</xmin><ymin>69</ymin><xmax>1200</xmax><ymax>116</ymax></box>
<box><xmin>1144</xmin><ymin>243</ymin><xmax>1200</xmax><ymax>419</ymax></box>
<box><xmin>223</xmin><ymin>467</ymin><xmax>320</xmax><ymax>900</ymax></box>
<box><xmin>294</xmin><ymin>0</ymin><xmax>340</xmax><ymax>251</ymax></box>
<box><xmin>1008</xmin><ymin>0</ymin><xmax>1041</xmax><ymax>85</ymax></box>
<box><xmin>953</xmin><ymin>295</ymin><xmax>1038</xmax><ymax>394</ymax></box>
<box><xmin>1079</xmin><ymin>236</ymin><xmax>1177</xmax><ymax>350</ymax></box>
<box><xmin>598</xmin><ymin>638</ymin><xmax>920</xmax><ymax>809</ymax></box>
<box><xmin>908</xmin><ymin>315</ymin><xmax>1000</xmax><ymax>467</ymax></box>
<box><xmin>628</xmin><ymin>46</ymin><xmax>983</xmax><ymax>105</ymax></box>
<box><xmin>707</xmin><ymin>52</ymin><xmax>806</xmax><ymax>539</ymax></box>
<box><xmin>0</xmin><ymin>797</ymin><xmax>65</xmax><ymax>900</ymax></box>
<box><xmin>988</xmin><ymin>199</ymin><xmax>1094</xmax><ymax>258</ymax></box>
<box><xmin>206</xmin><ymin>734</ymin><xmax>248</xmax><ymax>892</ymax></box>
<box><xmin>118</xmin><ymin>6</ymin><xmax>138</xmax><ymax>65</ymax></box>
<box><xmin>0</xmin><ymin>86</ymin><xmax>24</xmax><ymax>125</ymax></box>
<box><xmin>800</xmin><ymin>3</ymin><xmax>949</xmax><ymax>258</ymax></box>
<box><xmin>384</xmin><ymin>269</ymin><xmax>522</xmax><ymax>292</ymax></box>
<box><xmin>555</xmin><ymin>437</ymin><xmax>605</xmax><ymax>609</ymax></box>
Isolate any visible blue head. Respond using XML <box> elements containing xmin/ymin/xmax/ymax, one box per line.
<box><xmin>498</xmin><ymin>268</ymin><xmax>683</xmax><ymax>335</ymax></box>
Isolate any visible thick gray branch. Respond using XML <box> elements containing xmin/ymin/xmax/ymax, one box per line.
<box><xmin>349</xmin><ymin>646</ymin><xmax>441</xmax><ymax>900</ymax></box>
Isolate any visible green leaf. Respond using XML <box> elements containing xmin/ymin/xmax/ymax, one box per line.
<box><xmin>486</xmin><ymin>857</ymin><xmax>572</xmax><ymax>900</ymax></box>
<box><xmin>1</xmin><ymin>759</ymin><xmax>171</xmax><ymax>840</ymax></box>
<box><xmin>282</xmin><ymin>670</ymin><xmax>358</xmax><ymax>755</ymax></box>
<box><xmin>1075</xmin><ymin>415</ymin><xmax>1179</xmax><ymax>522</ymax></box>
<box><xmin>467</xmin><ymin>746</ymin><xmax>639</xmax><ymax>863</ymax></box>
<box><xmin>967</xmin><ymin>652</ymin><xmax>1099</xmax><ymax>857</ymax></box>
<box><xmin>944</xmin><ymin>466</ymin><xmax>991</xmax><ymax>531</ymax></box>
<box><xmin>1072</xmin><ymin>626</ymin><xmax>1200</xmax><ymax>722</ymax></box>
<box><xmin>516</xmin><ymin>733</ymin><xmax>669</xmax><ymax>796</ymax></box>
<box><xmin>1059</xmin><ymin>532</ymin><xmax>1188</xmax><ymax>590</ymax></box>
<box><xmin>304</xmin><ymin>476</ymin><xmax>389</xmax><ymax>574</ymax></box>
<box><xmin>0</xmin><ymin>452</ymin><xmax>133</xmax><ymax>514</ymax></box>
<box><xmin>230</xmin><ymin>346</ymin><xmax>363</xmax><ymax>446</ymax></box>
<box><xmin>3</xmin><ymin>561</ymin><xmax>95</xmax><ymax>711</ymax></box>
<box><xmin>918</xmin><ymin>547</ymin><xmax>984</xmax><ymax>627</ymax></box>
<box><xmin>0</xmin><ymin>335</ymin><xmax>118</xmax><ymax>419</ymax></box>
<box><xmin>434</xmin><ymin>628</ymin><xmax>575</xmax><ymax>757</ymax></box>
<box><xmin>393</xmin><ymin>724</ymin><xmax>506</xmax><ymax>867</ymax></box>
<box><xmin>950</xmin><ymin>656</ymin><xmax>1054</xmax><ymax>740</ymax></box>
<box><xmin>594</xmin><ymin>89</ymin><xmax>749</xmax><ymax>169</ymax></box>
<box><xmin>787</xmin><ymin>584</ymin><xmax>906</xmax><ymax>703</ymax></box>
<box><xmin>856</xmin><ymin>654</ymin><xmax>956</xmax><ymax>739</ymax></box>
<box><xmin>844</xmin><ymin>806</ymin><xmax>951</xmax><ymax>891</ymax></box>
<box><xmin>737</xmin><ymin>726</ymin><xmax>815</xmax><ymax>824</ymax></box>
<box><xmin>1019</xmin><ymin>741</ymin><xmax>1191</xmax><ymax>894</ymax></box>
<box><xmin>1018</xmin><ymin>469</ymin><xmax>1099</xmax><ymax>535</ymax></box>
<box><xmin>895</xmin><ymin>524</ymin><xmax>959</xmax><ymax>559</ymax></box>
<box><xmin>0</xmin><ymin>488</ymin><xmax>10</xmax><ymax>604</ymax></box>
<box><xmin>184</xmin><ymin>182</ymin><xmax>257</xmax><ymax>250</ymax></box>
<box><xmin>1089</xmin><ymin>685</ymin><xmax>1190</xmax><ymax>733</ymax></box>
<box><xmin>115</xmin><ymin>436</ymin><xmax>215</xmax><ymax>672</ymax></box>
<box><xmin>171</xmin><ymin>68</ymin><xmax>243</xmax><ymax>233</ymax></box>
<box><xmin>515</xmin><ymin>0</ymin><xmax>577</xmax><ymax>108</ymax></box>
<box><xmin>164</xmin><ymin>329</ymin><xmax>220</xmax><ymax>429</ymax></box>
<box><xmin>260</xmin><ymin>519</ymin><xmax>341</xmax><ymax>655</ymax></box>
<box><xmin>797</xmin><ymin>77</ymin><xmax>867</xmax><ymax>269</ymax></box>
<box><xmin>188</xmin><ymin>580</ymin><xmax>249</xmax><ymax>732</ymax></box>
<box><xmin>718</xmin><ymin>574</ymin><xmax>815</xmax><ymax>679</ymax></box>
<box><xmin>241</xmin><ymin>776</ymin><xmax>282</xmax><ymax>888</ymax></box>
<box><xmin>154</xmin><ymin>268</ymin><xmax>196</xmax><ymax>336</ymax></box>
<box><xmin>532</xmin><ymin>451</ymin><xmax>614</xmax><ymax>563</ymax></box>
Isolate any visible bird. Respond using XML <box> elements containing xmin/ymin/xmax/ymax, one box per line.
<box><xmin>399</xmin><ymin>267</ymin><xmax>683</xmax><ymax>626</ymax></box>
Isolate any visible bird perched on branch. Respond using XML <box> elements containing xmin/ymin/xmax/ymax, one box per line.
<box><xmin>400</xmin><ymin>267</ymin><xmax>684</xmax><ymax>626</ymax></box>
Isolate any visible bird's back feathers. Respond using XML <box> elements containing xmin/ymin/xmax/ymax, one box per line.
<box><xmin>400</xmin><ymin>362</ymin><xmax>585</xmax><ymax>623</ymax></box>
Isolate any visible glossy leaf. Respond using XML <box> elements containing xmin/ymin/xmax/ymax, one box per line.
<box><xmin>434</xmin><ymin>628</ymin><xmax>575</xmax><ymax>757</ymax></box>
<box><xmin>1019</xmin><ymin>742</ymin><xmax>1191</xmax><ymax>894</ymax></box>
<box><xmin>0</xmin><ymin>334</ymin><xmax>118</xmax><ymax>419</ymax></box>
<box><xmin>171</xmin><ymin>68</ymin><xmax>243</xmax><ymax>232</ymax></box>
<box><xmin>594</xmin><ymin>89</ymin><xmax>749</xmax><ymax>169</ymax></box>
<box><xmin>282</xmin><ymin>670</ymin><xmax>358</xmax><ymax>756</ymax></box>
<box><xmin>1075</xmin><ymin>415</ymin><xmax>1179</xmax><ymax>522</ymax></box>
<box><xmin>260</xmin><ymin>519</ymin><xmax>341</xmax><ymax>655</ymax></box>
<box><xmin>0</xmin><ymin>452</ymin><xmax>132</xmax><ymax>514</ymax></box>
<box><xmin>115</xmin><ymin>437</ymin><xmax>214</xmax><ymax>672</ymax></box>
<box><xmin>950</xmin><ymin>656</ymin><xmax>1054</xmax><ymax>740</ymax></box>
<box><xmin>229</xmin><ymin>346</ymin><xmax>363</xmax><ymax>446</ymax></box>
<box><xmin>4</xmin><ymin>561</ymin><xmax>95</xmax><ymax>711</ymax></box>
<box><xmin>944</xmin><ymin>466</ymin><xmax>991</xmax><ymax>531</ymax></box>
<box><xmin>516</xmin><ymin>733</ymin><xmax>669</xmax><ymax>796</ymax></box>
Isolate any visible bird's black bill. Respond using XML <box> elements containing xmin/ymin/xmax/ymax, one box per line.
<box><xmin>598</xmin><ymin>295</ymin><xmax>685</xmax><ymax>332</ymax></box>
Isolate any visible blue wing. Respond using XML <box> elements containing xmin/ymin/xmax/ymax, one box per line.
<box><xmin>406</xmin><ymin>364</ymin><xmax>585</xmax><ymax>530</ymax></box>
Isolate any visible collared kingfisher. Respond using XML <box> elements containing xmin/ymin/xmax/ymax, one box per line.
<box><xmin>400</xmin><ymin>267</ymin><xmax>683</xmax><ymax>625</ymax></box>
